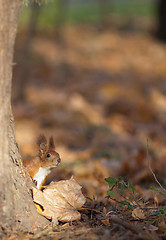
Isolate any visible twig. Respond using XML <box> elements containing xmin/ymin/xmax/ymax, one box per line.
<box><xmin>118</xmin><ymin>191</ymin><xmax>137</xmax><ymax>207</ymax></box>
<box><xmin>146</xmin><ymin>138</ymin><xmax>166</xmax><ymax>191</ymax></box>
<box><xmin>109</xmin><ymin>215</ymin><xmax>140</xmax><ymax>234</ymax></box>
<box><xmin>80</xmin><ymin>208</ymin><xmax>142</xmax><ymax>234</ymax></box>
<box><xmin>106</xmin><ymin>195</ymin><xmax>123</xmax><ymax>205</ymax></box>
<box><xmin>78</xmin><ymin>207</ymin><xmax>102</xmax><ymax>214</ymax></box>
<box><xmin>105</xmin><ymin>211</ymin><xmax>117</xmax><ymax>216</ymax></box>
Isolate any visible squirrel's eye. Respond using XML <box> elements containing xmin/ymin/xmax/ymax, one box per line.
<box><xmin>47</xmin><ymin>153</ymin><xmax>51</xmax><ymax>158</ymax></box>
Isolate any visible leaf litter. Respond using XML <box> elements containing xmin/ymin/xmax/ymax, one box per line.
<box><xmin>12</xmin><ymin>24</ymin><xmax>166</xmax><ymax>240</ymax></box>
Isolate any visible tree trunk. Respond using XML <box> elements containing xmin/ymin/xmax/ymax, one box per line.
<box><xmin>55</xmin><ymin>0</ymin><xmax>69</xmax><ymax>43</ymax></box>
<box><xmin>156</xmin><ymin>0</ymin><xmax>166</xmax><ymax>42</ymax></box>
<box><xmin>98</xmin><ymin>0</ymin><xmax>111</xmax><ymax>31</ymax></box>
<box><xmin>0</xmin><ymin>0</ymin><xmax>48</xmax><ymax>235</ymax></box>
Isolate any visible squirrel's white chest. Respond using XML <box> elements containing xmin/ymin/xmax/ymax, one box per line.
<box><xmin>33</xmin><ymin>167</ymin><xmax>51</xmax><ymax>189</ymax></box>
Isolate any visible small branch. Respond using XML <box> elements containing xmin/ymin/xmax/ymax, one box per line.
<box><xmin>78</xmin><ymin>207</ymin><xmax>102</xmax><ymax>214</ymax></box>
<box><xmin>109</xmin><ymin>215</ymin><xmax>140</xmax><ymax>234</ymax></box>
<box><xmin>80</xmin><ymin>208</ymin><xmax>141</xmax><ymax>234</ymax></box>
<box><xmin>106</xmin><ymin>195</ymin><xmax>122</xmax><ymax>205</ymax></box>
<box><xmin>146</xmin><ymin>139</ymin><xmax>166</xmax><ymax>191</ymax></box>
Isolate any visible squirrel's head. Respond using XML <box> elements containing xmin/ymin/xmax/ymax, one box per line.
<box><xmin>37</xmin><ymin>135</ymin><xmax>61</xmax><ymax>169</ymax></box>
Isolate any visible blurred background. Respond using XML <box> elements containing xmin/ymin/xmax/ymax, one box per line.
<box><xmin>12</xmin><ymin>0</ymin><xmax>166</xmax><ymax>199</ymax></box>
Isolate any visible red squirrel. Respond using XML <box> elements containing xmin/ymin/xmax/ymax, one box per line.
<box><xmin>23</xmin><ymin>135</ymin><xmax>61</xmax><ymax>189</ymax></box>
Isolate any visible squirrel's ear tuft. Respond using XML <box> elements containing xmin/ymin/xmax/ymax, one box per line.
<box><xmin>37</xmin><ymin>135</ymin><xmax>47</xmax><ymax>154</ymax></box>
<box><xmin>37</xmin><ymin>135</ymin><xmax>47</xmax><ymax>146</ymax></box>
<box><xmin>49</xmin><ymin>136</ymin><xmax>55</xmax><ymax>150</ymax></box>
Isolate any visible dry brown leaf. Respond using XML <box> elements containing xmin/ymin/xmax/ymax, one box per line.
<box><xmin>146</xmin><ymin>225</ymin><xmax>158</xmax><ymax>232</ymax></box>
<box><xmin>101</xmin><ymin>219</ymin><xmax>110</xmax><ymax>225</ymax></box>
<box><xmin>132</xmin><ymin>208</ymin><xmax>146</xmax><ymax>220</ymax></box>
<box><xmin>69</xmin><ymin>93</ymin><xmax>104</xmax><ymax>124</ymax></box>
<box><xmin>32</xmin><ymin>176</ymin><xmax>86</xmax><ymax>223</ymax></box>
<box><xmin>103</xmin><ymin>207</ymin><xmax>107</xmax><ymax>215</ymax></box>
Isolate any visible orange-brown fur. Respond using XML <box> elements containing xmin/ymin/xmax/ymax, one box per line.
<box><xmin>23</xmin><ymin>156</ymin><xmax>42</xmax><ymax>178</ymax></box>
<box><xmin>22</xmin><ymin>135</ymin><xmax>61</xmax><ymax>188</ymax></box>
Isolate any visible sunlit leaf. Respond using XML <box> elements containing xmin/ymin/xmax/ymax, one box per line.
<box><xmin>33</xmin><ymin>176</ymin><xmax>86</xmax><ymax>222</ymax></box>
<box><xmin>120</xmin><ymin>182</ymin><xmax>125</xmax><ymax>193</ymax></box>
<box><xmin>107</xmin><ymin>190</ymin><xmax>115</xmax><ymax>198</ymax></box>
<box><xmin>159</xmin><ymin>209</ymin><xmax>165</xmax><ymax>214</ymax></box>
<box><xmin>132</xmin><ymin>208</ymin><xmax>146</xmax><ymax>220</ymax></box>
<box><xmin>105</xmin><ymin>177</ymin><xmax>118</xmax><ymax>187</ymax></box>
<box><xmin>119</xmin><ymin>201</ymin><xmax>133</xmax><ymax>210</ymax></box>
<box><xmin>128</xmin><ymin>183</ymin><xmax>135</xmax><ymax>194</ymax></box>
<box><xmin>149</xmin><ymin>185</ymin><xmax>155</xmax><ymax>191</ymax></box>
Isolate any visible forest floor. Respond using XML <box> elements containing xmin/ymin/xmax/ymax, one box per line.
<box><xmin>10</xmin><ymin>24</ymin><xmax>166</xmax><ymax>239</ymax></box>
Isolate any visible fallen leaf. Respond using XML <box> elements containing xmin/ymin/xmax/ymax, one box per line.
<box><xmin>146</xmin><ymin>225</ymin><xmax>158</xmax><ymax>232</ymax></box>
<box><xmin>69</xmin><ymin>93</ymin><xmax>104</xmax><ymax>124</ymax></box>
<box><xmin>101</xmin><ymin>219</ymin><xmax>110</xmax><ymax>225</ymax></box>
<box><xmin>132</xmin><ymin>208</ymin><xmax>146</xmax><ymax>220</ymax></box>
<box><xmin>103</xmin><ymin>207</ymin><xmax>107</xmax><ymax>215</ymax></box>
<box><xmin>32</xmin><ymin>176</ymin><xmax>86</xmax><ymax>223</ymax></box>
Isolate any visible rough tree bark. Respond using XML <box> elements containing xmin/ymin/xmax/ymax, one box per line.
<box><xmin>0</xmin><ymin>0</ymin><xmax>48</xmax><ymax>236</ymax></box>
